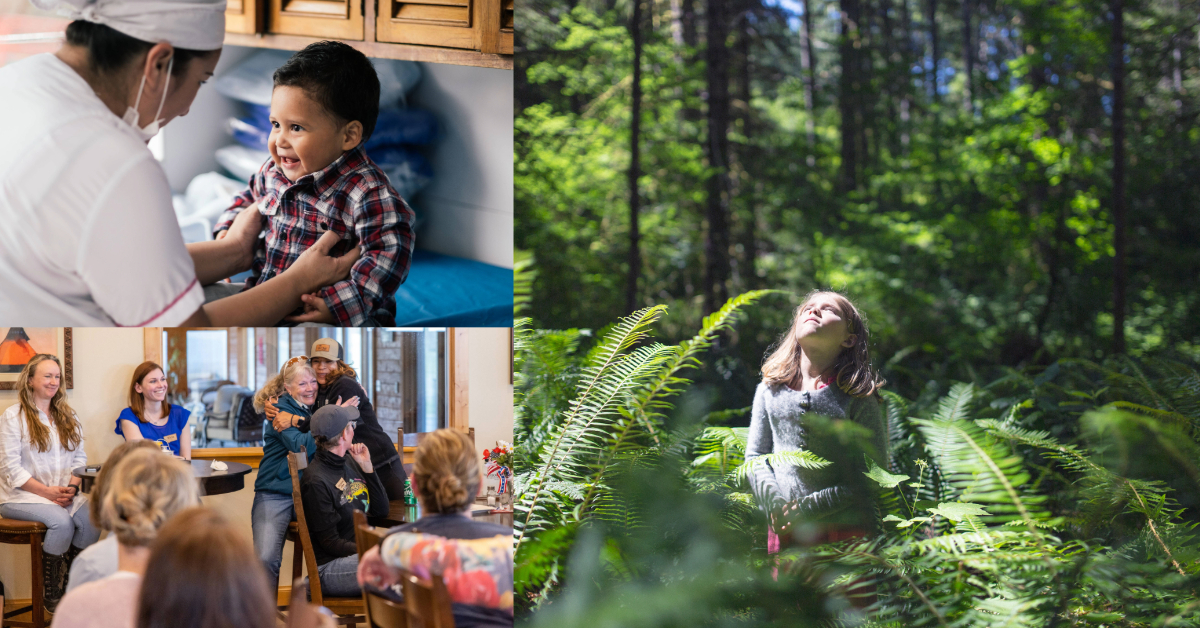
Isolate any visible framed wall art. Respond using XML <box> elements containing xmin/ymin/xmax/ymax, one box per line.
<box><xmin>0</xmin><ymin>327</ymin><xmax>73</xmax><ymax>390</ymax></box>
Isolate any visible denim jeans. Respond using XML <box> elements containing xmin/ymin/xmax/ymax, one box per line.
<box><xmin>0</xmin><ymin>502</ymin><xmax>100</xmax><ymax>556</ymax></box>
<box><xmin>316</xmin><ymin>554</ymin><xmax>360</xmax><ymax>598</ymax></box>
<box><xmin>251</xmin><ymin>491</ymin><xmax>295</xmax><ymax>584</ymax></box>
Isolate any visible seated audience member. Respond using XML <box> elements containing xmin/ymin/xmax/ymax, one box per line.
<box><xmin>52</xmin><ymin>449</ymin><xmax>200</xmax><ymax>628</ymax></box>
<box><xmin>267</xmin><ymin>338</ymin><xmax>402</xmax><ymax>500</ymax></box>
<box><xmin>251</xmin><ymin>356</ymin><xmax>356</xmax><ymax>585</ymax></box>
<box><xmin>135</xmin><ymin>507</ymin><xmax>276</xmax><ymax>628</ymax></box>
<box><xmin>358</xmin><ymin>429</ymin><xmax>513</xmax><ymax>627</ymax></box>
<box><xmin>114</xmin><ymin>362</ymin><xmax>192</xmax><ymax>459</ymax></box>
<box><xmin>0</xmin><ymin>354</ymin><xmax>98</xmax><ymax>611</ymax></box>
<box><xmin>300</xmin><ymin>405</ymin><xmax>389</xmax><ymax>597</ymax></box>
<box><xmin>66</xmin><ymin>440</ymin><xmax>160</xmax><ymax>593</ymax></box>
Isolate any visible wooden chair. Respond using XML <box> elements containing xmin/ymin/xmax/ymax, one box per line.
<box><xmin>353</xmin><ymin>510</ymin><xmax>455</xmax><ymax>628</ymax></box>
<box><xmin>0</xmin><ymin>518</ymin><xmax>48</xmax><ymax>628</ymax></box>
<box><xmin>286</xmin><ymin>451</ymin><xmax>365</xmax><ymax>625</ymax></box>
<box><xmin>275</xmin><ymin>521</ymin><xmax>304</xmax><ymax>618</ymax></box>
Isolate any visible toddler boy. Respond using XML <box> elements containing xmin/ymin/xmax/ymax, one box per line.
<box><xmin>214</xmin><ymin>41</ymin><xmax>415</xmax><ymax>326</ymax></box>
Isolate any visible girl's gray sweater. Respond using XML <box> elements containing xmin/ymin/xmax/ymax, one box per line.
<box><xmin>745</xmin><ymin>381</ymin><xmax>886</xmax><ymax>521</ymax></box>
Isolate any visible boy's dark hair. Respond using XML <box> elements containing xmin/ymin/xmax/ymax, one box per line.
<box><xmin>65</xmin><ymin>21</ymin><xmax>211</xmax><ymax>78</ymax></box>
<box><xmin>273</xmin><ymin>41</ymin><xmax>381</xmax><ymax>143</ymax></box>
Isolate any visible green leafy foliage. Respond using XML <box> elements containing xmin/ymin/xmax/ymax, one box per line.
<box><xmin>516</xmin><ymin>290</ymin><xmax>1200</xmax><ymax>626</ymax></box>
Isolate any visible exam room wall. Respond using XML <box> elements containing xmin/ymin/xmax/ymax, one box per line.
<box><xmin>160</xmin><ymin>46</ymin><xmax>514</xmax><ymax>269</ymax></box>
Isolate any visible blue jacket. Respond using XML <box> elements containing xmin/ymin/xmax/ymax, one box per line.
<box><xmin>254</xmin><ymin>393</ymin><xmax>316</xmax><ymax>495</ymax></box>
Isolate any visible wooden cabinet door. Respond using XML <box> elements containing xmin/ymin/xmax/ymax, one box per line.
<box><xmin>375</xmin><ymin>0</ymin><xmax>478</xmax><ymax>50</ymax></box>
<box><xmin>268</xmin><ymin>0</ymin><xmax>365</xmax><ymax>40</ymax></box>
<box><xmin>476</xmin><ymin>0</ymin><xmax>511</xmax><ymax>54</ymax></box>
<box><xmin>226</xmin><ymin>0</ymin><xmax>266</xmax><ymax>34</ymax></box>
<box><xmin>499</xmin><ymin>0</ymin><xmax>513</xmax><ymax>54</ymax></box>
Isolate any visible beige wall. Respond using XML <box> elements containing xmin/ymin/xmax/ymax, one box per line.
<box><xmin>0</xmin><ymin>327</ymin><xmax>514</xmax><ymax>598</ymax></box>
<box><xmin>469</xmin><ymin>328</ymin><xmax>515</xmax><ymax>492</ymax></box>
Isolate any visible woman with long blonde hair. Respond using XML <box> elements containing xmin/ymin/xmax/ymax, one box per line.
<box><xmin>0</xmin><ymin>354</ymin><xmax>98</xmax><ymax>610</ymax></box>
<box><xmin>746</xmin><ymin>291</ymin><xmax>888</xmax><ymax>558</ymax></box>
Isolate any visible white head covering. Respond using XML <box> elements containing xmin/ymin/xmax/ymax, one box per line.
<box><xmin>31</xmin><ymin>0</ymin><xmax>227</xmax><ymax>51</ymax></box>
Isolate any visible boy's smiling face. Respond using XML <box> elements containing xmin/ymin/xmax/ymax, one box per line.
<box><xmin>268</xmin><ymin>85</ymin><xmax>362</xmax><ymax>181</ymax></box>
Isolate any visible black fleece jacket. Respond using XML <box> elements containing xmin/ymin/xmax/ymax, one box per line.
<box><xmin>315</xmin><ymin>377</ymin><xmax>399</xmax><ymax>468</ymax></box>
<box><xmin>300</xmin><ymin>448</ymin><xmax>390</xmax><ymax>565</ymax></box>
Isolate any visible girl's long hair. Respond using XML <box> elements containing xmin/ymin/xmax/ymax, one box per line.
<box><xmin>760</xmin><ymin>290</ymin><xmax>886</xmax><ymax>398</ymax></box>
<box><xmin>16</xmin><ymin>354</ymin><xmax>82</xmax><ymax>452</ymax></box>
<box><xmin>253</xmin><ymin>357</ymin><xmax>316</xmax><ymax>412</ymax></box>
<box><xmin>128</xmin><ymin>361</ymin><xmax>171</xmax><ymax>423</ymax></box>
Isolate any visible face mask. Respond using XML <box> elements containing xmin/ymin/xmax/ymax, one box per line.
<box><xmin>121</xmin><ymin>56</ymin><xmax>173</xmax><ymax>143</ymax></box>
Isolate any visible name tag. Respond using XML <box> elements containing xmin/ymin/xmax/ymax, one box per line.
<box><xmin>336</xmin><ymin>478</ymin><xmax>347</xmax><ymax>491</ymax></box>
<box><xmin>163</xmin><ymin>433</ymin><xmax>177</xmax><ymax>443</ymax></box>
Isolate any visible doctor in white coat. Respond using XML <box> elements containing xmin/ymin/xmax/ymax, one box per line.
<box><xmin>0</xmin><ymin>0</ymin><xmax>358</xmax><ymax>326</ymax></box>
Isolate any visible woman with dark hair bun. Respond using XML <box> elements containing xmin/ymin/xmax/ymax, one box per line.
<box><xmin>0</xmin><ymin>0</ymin><xmax>357</xmax><ymax>326</ymax></box>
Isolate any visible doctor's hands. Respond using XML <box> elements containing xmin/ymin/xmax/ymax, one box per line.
<box><xmin>285</xmin><ymin>230</ymin><xmax>360</xmax><ymax>294</ymax></box>
<box><xmin>284</xmin><ymin>293</ymin><xmax>337</xmax><ymax>325</ymax></box>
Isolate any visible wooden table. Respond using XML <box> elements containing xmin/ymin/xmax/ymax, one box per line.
<box><xmin>378</xmin><ymin>500</ymin><xmax>514</xmax><ymax>528</ymax></box>
<box><xmin>72</xmin><ymin>459</ymin><xmax>253</xmax><ymax>496</ymax></box>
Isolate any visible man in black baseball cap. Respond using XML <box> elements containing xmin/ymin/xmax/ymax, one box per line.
<box><xmin>298</xmin><ymin>404</ymin><xmax>390</xmax><ymax>597</ymax></box>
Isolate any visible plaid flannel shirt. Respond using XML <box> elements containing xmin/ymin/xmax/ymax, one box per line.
<box><xmin>214</xmin><ymin>145</ymin><xmax>415</xmax><ymax>326</ymax></box>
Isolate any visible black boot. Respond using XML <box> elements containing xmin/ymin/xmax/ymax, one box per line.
<box><xmin>41</xmin><ymin>551</ymin><xmax>67</xmax><ymax>613</ymax></box>
<box><xmin>62</xmin><ymin>544</ymin><xmax>83</xmax><ymax>592</ymax></box>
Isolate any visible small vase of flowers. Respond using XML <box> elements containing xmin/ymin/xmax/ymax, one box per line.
<box><xmin>484</xmin><ymin>441</ymin><xmax>513</xmax><ymax>512</ymax></box>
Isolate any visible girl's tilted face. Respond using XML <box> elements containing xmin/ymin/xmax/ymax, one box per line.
<box><xmin>794</xmin><ymin>293</ymin><xmax>856</xmax><ymax>349</ymax></box>
<box><xmin>285</xmin><ymin>371</ymin><xmax>319</xmax><ymax>406</ymax></box>
<box><xmin>136</xmin><ymin>368</ymin><xmax>169</xmax><ymax>404</ymax></box>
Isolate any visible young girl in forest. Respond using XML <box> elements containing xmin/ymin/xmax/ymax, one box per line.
<box><xmin>746</xmin><ymin>290</ymin><xmax>888</xmax><ymax>557</ymax></box>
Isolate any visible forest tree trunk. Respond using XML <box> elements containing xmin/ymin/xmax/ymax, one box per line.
<box><xmin>838</xmin><ymin>0</ymin><xmax>861</xmax><ymax>191</ymax></box>
<box><xmin>961</xmin><ymin>0</ymin><xmax>973</xmax><ymax>112</ymax></box>
<box><xmin>1111</xmin><ymin>0</ymin><xmax>1127</xmax><ymax>353</ymax></box>
<box><xmin>928</xmin><ymin>0</ymin><xmax>939</xmax><ymax>102</ymax></box>
<box><xmin>704</xmin><ymin>0</ymin><xmax>731</xmax><ymax>314</ymax></box>
<box><xmin>800</xmin><ymin>0</ymin><xmax>818</xmax><ymax>165</ymax></box>
<box><xmin>626</xmin><ymin>0</ymin><xmax>643</xmax><ymax>314</ymax></box>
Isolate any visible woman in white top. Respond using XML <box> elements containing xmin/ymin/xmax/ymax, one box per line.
<box><xmin>0</xmin><ymin>0</ymin><xmax>358</xmax><ymax>327</ymax></box>
<box><xmin>52</xmin><ymin>448</ymin><xmax>200</xmax><ymax>628</ymax></box>
<box><xmin>0</xmin><ymin>354</ymin><xmax>98</xmax><ymax>611</ymax></box>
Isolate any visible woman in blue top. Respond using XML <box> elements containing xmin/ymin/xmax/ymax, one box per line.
<box><xmin>115</xmin><ymin>361</ymin><xmax>191</xmax><ymax>459</ymax></box>
<box><xmin>250</xmin><ymin>356</ymin><xmax>358</xmax><ymax>585</ymax></box>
